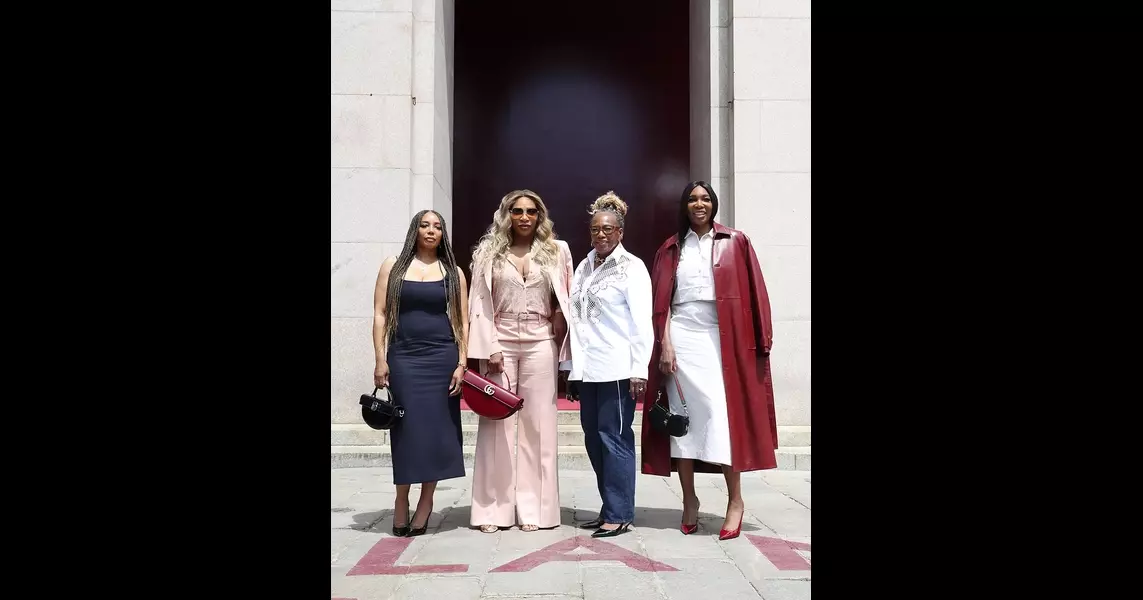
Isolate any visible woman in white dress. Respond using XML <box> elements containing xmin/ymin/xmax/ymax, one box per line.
<box><xmin>640</xmin><ymin>181</ymin><xmax>779</xmax><ymax>541</ymax></box>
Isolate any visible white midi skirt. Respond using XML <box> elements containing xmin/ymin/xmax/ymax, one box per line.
<box><xmin>666</xmin><ymin>311</ymin><xmax>732</xmax><ymax>466</ymax></box>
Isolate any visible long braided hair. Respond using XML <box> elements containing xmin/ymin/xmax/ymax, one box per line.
<box><xmin>382</xmin><ymin>210</ymin><xmax>465</xmax><ymax>347</ymax></box>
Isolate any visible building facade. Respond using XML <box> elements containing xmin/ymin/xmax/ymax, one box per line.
<box><xmin>331</xmin><ymin>0</ymin><xmax>810</xmax><ymax>469</ymax></box>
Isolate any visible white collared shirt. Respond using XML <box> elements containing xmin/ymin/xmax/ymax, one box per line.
<box><xmin>674</xmin><ymin>228</ymin><xmax>716</xmax><ymax>304</ymax></box>
<box><xmin>671</xmin><ymin>228</ymin><xmax>719</xmax><ymax>330</ymax></box>
<box><xmin>561</xmin><ymin>243</ymin><xmax>654</xmax><ymax>382</ymax></box>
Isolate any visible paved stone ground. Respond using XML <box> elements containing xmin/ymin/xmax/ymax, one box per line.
<box><xmin>332</xmin><ymin>467</ymin><xmax>811</xmax><ymax>600</ymax></box>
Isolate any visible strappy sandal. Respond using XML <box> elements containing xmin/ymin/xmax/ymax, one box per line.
<box><xmin>520</xmin><ymin>524</ymin><xmax>539</xmax><ymax>532</ymax></box>
<box><xmin>479</xmin><ymin>524</ymin><xmax>498</xmax><ymax>533</ymax></box>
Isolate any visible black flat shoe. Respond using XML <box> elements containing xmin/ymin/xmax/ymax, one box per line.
<box><xmin>591</xmin><ymin>522</ymin><xmax>631</xmax><ymax>538</ymax></box>
<box><xmin>579</xmin><ymin>517</ymin><xmax>604</xmax><ymax>530</ymax></box>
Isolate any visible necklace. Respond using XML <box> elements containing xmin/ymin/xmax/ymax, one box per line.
<box><xmin>508</xmin><ymin>246</ymin><xmax>531</xmax><ymax>281</ymax></box>
<box><xmin>412</xmin><ymin>257</ymin><xmax>440</xmax><ymax>280</ymax></box>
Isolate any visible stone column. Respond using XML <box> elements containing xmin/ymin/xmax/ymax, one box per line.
<box><xmin>731</xmin><ymin>0</ymin><xmax>812</xmax><ymax>446</ymax></box>
<box><xmin>331</xmin><ymin>0</ymin><xmax>452</xmax><ymax>428</ymax></box>
<box><xmin>689</xmin><ymin>0</ymin><xmax>734</xmax><ymax>219</ymax></box>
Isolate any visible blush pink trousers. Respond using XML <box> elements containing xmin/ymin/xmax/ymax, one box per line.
<box><xmin>470</xmin><ymin>324</ymin><xmax>561</xmax><ymax>528</ymax></box>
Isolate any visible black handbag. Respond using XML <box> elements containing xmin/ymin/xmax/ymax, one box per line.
<box><xmin>649</xmin><ymin>375</ymin><xmax>689</xmax><ymax>437</ymax></box>
<box><xmin>359</xmin><ymin>386</ymin><xmax>405</xmax><ymax>430</ymax></box>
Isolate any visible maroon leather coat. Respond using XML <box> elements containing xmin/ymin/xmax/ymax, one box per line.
<box><xmin>640</xmin><ymin>222</ymin><xmax>778</xmax><ymax>475</ymax></box>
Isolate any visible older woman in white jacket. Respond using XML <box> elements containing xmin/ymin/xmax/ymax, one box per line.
<box><xmin>562</xmin><ymin>191</ymin><xmax>654</xmax><ymax>539</ymax></box>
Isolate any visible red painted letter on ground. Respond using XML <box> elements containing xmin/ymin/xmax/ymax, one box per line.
<box><xmin>490</xmin><ymin>536</ymin><xmax>678</xmax><ymax>573</ymax></box>
<box><xmin>347</xmin><ymin>537</ymin><xmax>468</xmax><ymax>575</ymax></box>
<box><xmin>746</xmin><ymin>535</ymin><xmax>811</xmax><ymax>571</ymax></box>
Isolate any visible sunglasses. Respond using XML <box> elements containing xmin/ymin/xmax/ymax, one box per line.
<box><xmin>510</xmin><ymin>208</ymin><xmax>539</xmax><ymax>216</ymax></box>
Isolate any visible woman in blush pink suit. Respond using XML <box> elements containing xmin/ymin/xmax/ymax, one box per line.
<box><xmin>466</xmin><ymin>189</ymin><xmax>574</xmax><ymax>533</ymax></box>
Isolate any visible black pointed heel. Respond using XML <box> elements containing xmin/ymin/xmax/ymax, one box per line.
<box><xmin>393</xmin><ymin>498</ymin><xmax>410</xmax><ymax>537</ymax></box>
<box><xmin>591</xmin><ymin>522</ymin><xmax>631</xmax><ymax>538</ymax></box>
<box><xmin>406</xmin><ymin>506</ymin><xmax>432</xmax><ymax>537</ymax></box>
<box><xmin>579</xmin><ymin>517</ymin><xmax>605</xmax><ymax>530</ymax></box>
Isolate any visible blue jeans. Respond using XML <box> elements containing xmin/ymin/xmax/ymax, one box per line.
<box><xmin>578</xmin><ymin>379</ymin><xmax>637</xmax><ymax>523</ymax></box>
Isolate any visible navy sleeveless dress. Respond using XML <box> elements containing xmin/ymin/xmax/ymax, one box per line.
<box><xmin>388</xmin><ymin>278</ymin><xmax>465</xmax><ymax>485</ymax></box>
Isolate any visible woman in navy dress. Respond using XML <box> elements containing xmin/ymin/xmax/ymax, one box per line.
<box><xmin>372</xmin><ymin>209</ymin><xmax>469</xmax><ymax>537</ymax></box>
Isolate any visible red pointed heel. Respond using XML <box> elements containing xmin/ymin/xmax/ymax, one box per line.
<box><xmin>718</xmin><ymin>514</ymin><xmax>743</xmax><ymax>541</ymax></box>
<box><xmin>681</xmin><ymin>497</ymin><xmax>700</xmax><ymax>535</ymax></box>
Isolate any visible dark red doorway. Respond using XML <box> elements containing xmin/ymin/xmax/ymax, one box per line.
<box><xmin>451</xmin><ymin>0</ymin><xmax>691</xmax><ymax>402</ymax></box>
<box><xmin>451</xmin><ymin>0</ymin><xmax>691</xmax><ymax>274</ymax></box>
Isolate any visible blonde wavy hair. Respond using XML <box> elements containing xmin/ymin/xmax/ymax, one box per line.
<box><xmin>588</xmin><ymin>190</ymin><xmax>629</xmax><ymax>227</ymax></box>
<box><xmin>470</xmin><ymin>189</ymin><xmax>561</xmax><ymax>278</ymax></box>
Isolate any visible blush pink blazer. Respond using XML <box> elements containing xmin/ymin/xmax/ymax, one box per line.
<box><xmin>466</xmin><ymin>239</ymin><xmax>574</xmax><ymax>362</ymax></box>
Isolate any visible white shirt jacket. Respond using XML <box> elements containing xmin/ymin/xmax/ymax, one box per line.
<box><xmin>561</xmin><ymin>243</ymin><xmax>654</xmax><ymax>383</ymax></box>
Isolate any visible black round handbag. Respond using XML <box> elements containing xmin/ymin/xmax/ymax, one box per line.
<box><xmin>359</xmin><ymin>386</ymin><xmax>405</xmax><ymax>430</ymax></box>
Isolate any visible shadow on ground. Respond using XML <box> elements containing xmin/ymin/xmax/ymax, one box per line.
<box><xmin>341</xmin><ymin>504</ymin><xmax>761</xmax><ymax>536</ymax></box>
<box><xmin>565</xmin><ymin>506</ymin><xmax>762</xmax><ymax>533</ymax></box>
